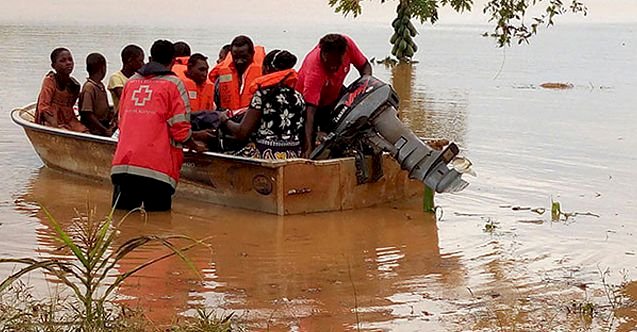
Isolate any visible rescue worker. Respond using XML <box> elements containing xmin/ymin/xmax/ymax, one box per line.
<box><xmin>296</xmin><ymin>34</ymin><xmax>372</xmax><ymax>157</ymax></box>
<box><xmin>181</xmin><ymin>53</ymin><xmax>214</xmax><ymax>112</ymax></box>
<box><xmin>111</xmin><ymin>40</ymin><xmax>206</xmax><ymax>211</ymax></box>
<box><xmin>208</xmin><ymin>35</ymin><xmax>265</xmax><ymax>111</ymax></box>
<box><xmin>172</xmin><ymin>41</ymin><xmax>191</xmax><ymax>80</ymax></box>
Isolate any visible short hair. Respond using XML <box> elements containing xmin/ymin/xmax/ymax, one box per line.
<box><xmin>319</xmin><ymin>34</ymin><xmax>348</xmax><ymax>55</ymax></box>
<box><xmin>50</xmin><ymin>47</ymin><xmax>70</xmax><ymax>64</ymax></box>
<box><xmin>264</xmin><ymin>49</ymin><xmax>297</xmax><ymax>71</ymax></box>
<box><xmin>86</xmin><ymin>53</ymin><xmax>106</xmax><ymax>74</ymax></box>
<box><xmin>187</xmin><ymin>53</ymin><xmax>208</xmax><ymax>69</ymax></box>
<box><xmin>230</xmin><ymin>35</ymin><xmax>254</xmax><ymax>54</ymax></box>
<box><xmin>174</xmin><ymin>41</ymin><xmax>191</xmax><ymax>57</ymax></box>
<box><xmin>221</xmin><ymin>44</ymin><xmax>231</xmax><ymax>53</ymax></box>
<box><xmin>121</xmin><ymin>44</ymin><xmax>143</xmax><ymax>63</ymax></box>
<box><xmin>150</xmin><ymin>40</ymin><xmax>175</xmax><ymax>66</ymax></box>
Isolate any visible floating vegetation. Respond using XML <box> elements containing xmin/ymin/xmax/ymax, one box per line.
<box><xmin>540</xmin><ymin>82</ymin><xmax>574</xmax><ymax>89</ymax></box>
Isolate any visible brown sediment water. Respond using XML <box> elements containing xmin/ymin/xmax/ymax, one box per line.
<box><xmin>1</xmin><ymin>9</ymin><xmax>637</xmax><ymax>331</ymax></box>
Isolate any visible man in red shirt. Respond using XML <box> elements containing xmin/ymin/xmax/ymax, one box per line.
<box><xmin>112</xmin><ymin>40</ymin><xmax>205</xmax><ymax>211</ymax></box>
<box><xmin>296</xmin><ymin>34</ymin><xmax>372</xmax><ymax>157</ymax></box>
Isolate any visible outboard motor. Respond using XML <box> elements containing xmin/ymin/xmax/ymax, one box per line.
<box><xmin>310</xmin><ymin>76</ymin><xmax>470</xmax><ymax>193</ymax></box>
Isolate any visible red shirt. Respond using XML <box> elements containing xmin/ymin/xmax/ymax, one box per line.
<box><xmin>296</xmin><ymin>35</ymin><xmax>368</xmax><ymax>108</ymax></box>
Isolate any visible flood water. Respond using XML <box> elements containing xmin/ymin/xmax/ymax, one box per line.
<box><xmin>1</xmin><ymin>2</ymin><xmax>636</xmax><ymax>331</ymax></box>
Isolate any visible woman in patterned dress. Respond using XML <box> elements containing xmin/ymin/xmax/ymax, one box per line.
<box><xmin>220</xmin><ymin>50</ymin><xmax>305</xmax><ymax>160</ymax></box>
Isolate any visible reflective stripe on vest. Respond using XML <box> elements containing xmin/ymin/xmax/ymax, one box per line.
<box><xmin>214</xmin><ymin>45</ymin><xmax>266</xmax><ymax>110</ymax></box>
<box><xmin>111</xmin><ymin>164</ymin><xmax>178</xmax><ymax>188</ymax></box>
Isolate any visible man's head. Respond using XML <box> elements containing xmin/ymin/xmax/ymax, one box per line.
<box><xmin>86</xmin><ymin>53</ymin><xmax>107</xmax><ymax>81</ymax></box>
<box><xmin>121</xmin><ymin>44</ymin><xmax>144</xmax><ymax>72</ymax></box>
<box><xmin>230</xmin><ymin>35</ymin><xmax>255</xmax><ymax>74</ymax></box>
<box><xmin>187</xmin><ymin>53</ymin><xmax>209</xmax><ymax>86</ymax></box>
<box><xmin>150</xmin><ymin>40</ymin><xmax>175</xmax><ymax>67</ymax></box>
<box><xmin>174</xmin><ymin>41</ymin><xmax>191</xmax><ymax>57</ymax></box>
<box><xmin>217</xmin><ymin>44</ymin><xmax>231</xmax><ymax>64</ymax></box>
<box><xmin>319</xmin><ymin>34</ymin><xmax>347</xmax><ymax>74</ymax></box>
<box><xmin>50</xmin><ymin>47</ymin><xmax>74</xmax><ymax>76</ymax></box>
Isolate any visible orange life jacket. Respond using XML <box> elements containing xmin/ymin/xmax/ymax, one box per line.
<box><xmin>209</xmin><ymin>45</ymin><xmax>265</xmax><ymax>111</ymax></box>
<box><xmin>181</xmin><ymin>77</ymin><xmax>215</xmax><ymax>112</ymax></box>
<box><xmin>248</xmin><ymin>68</ymin><xmax>298</xmax><ymax>95</ymax></box>
<box><xmin>172</xmin><ymin>56</ymin><xmax>189</xmax><ymax>81</ymax></box>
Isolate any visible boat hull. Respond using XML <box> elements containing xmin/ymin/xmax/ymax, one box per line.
<box><xmin>12</xmin><ymin>104</ymin><xmax>422</xmax><ymax>215</ymax></box>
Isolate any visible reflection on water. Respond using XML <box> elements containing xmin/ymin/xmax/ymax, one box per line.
<box><xmin>18</xmin><ymin>168</ymin><xmax>465</xmax><ymax>330</ymax></box>
<box><xmin>390</xmin><ymin>62</ymin><xmax>467</xmax><ymax>145</ymax></box>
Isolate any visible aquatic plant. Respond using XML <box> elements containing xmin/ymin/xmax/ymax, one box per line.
<box><xmin>0</xmin><ymin>205</ymin><xmax>210</xmax><ymax>330</ymax></box>
<box><xmin>329</xmin><ymin>0</ymin><xmax>588</xmax><ymax>59</ymax></box>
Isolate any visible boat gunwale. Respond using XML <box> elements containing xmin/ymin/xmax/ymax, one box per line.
<box><xmin>11</xmin><ymin>103</ymin><xmax>355</xmax><ymax>169</ymax></box>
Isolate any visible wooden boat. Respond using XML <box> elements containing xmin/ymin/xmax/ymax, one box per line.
<box><xmin>11</xmin><ymin>103</ymin><xmax>423</xmax><ymax>215</ymax></box>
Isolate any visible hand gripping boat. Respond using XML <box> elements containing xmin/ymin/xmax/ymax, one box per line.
<box><xmin>310</xmin><ymin>76</ymin><xmax>470</xmax><ymax>193</ymax></box>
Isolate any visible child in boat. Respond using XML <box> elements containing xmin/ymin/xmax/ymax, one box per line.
<box><xmin>220</xmin><ymin>50</ymin><xmax>305</xmax><ymax>160</ymax></box>
<box><xmin>79</xmin><ymin>53</ymin><xmax>115</xmax><ymax>136</ymax></box>
<box><xmin>35</xmin><ymin>48</ymin><xmax>88</xmax><ymax>132</ymax></box>
<box><xmin>107</xmin><ymin>44</ymin><xmax>144</xmax><ymax>115</ymax></box>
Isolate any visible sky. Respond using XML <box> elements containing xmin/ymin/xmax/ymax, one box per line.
<box><xmin>1</xmin><ymin>0</ymin><xmax>636</xmax><ymax>27</ymax></box>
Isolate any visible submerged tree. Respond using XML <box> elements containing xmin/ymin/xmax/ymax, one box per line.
<box><xmin>329</xmin><ymin>0</ymin><xmax>587</xmax><ymax>60</ymax></box>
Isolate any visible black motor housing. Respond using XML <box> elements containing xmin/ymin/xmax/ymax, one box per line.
<box><xmin>310</xmin><ymin>76</ymin><xmax>469</xmax><ymax>193</ymax></box>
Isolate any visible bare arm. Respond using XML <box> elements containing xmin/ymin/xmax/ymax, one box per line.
<box><xmin>358</xmin><ymin>60</ymin><xmax>372</xmax><ymax>77</ymax></box>
<box><xmin>302</xmin><ymin>104</ymin><xmax>317</xmax><ymax>158</ymax></box>
<box><xmin>80</xmin><ymin>111</ymin><xmax>110</xmax><ymax>136</ymax></box>
<box><xmin>112</xmin><ymin>87</ymin><xmax>123</xmax><ymax>101</ymax></box>
<box><xmin>222</xmin><ymin>108</ymin><xmax>261</xmax><ymax>141</ymax></box>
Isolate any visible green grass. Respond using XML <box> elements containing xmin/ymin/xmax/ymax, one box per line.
<box><xmin>0</xmin><ymin>204</ymin><xmax>242</xmax><ymax>331</ymax></box>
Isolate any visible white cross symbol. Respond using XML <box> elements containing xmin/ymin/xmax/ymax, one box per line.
<box><xmin>132</xmin><ymin>85</ymin><xmax>152</xmax><ymax>106</ymax></box>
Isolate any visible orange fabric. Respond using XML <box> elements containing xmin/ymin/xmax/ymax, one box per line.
<box><xmin>248</xmin><ymin>68</ymin><xmax>298</xmax><ymax>95</ymax></box>
<box><xmin>172</xmin><ymin>56</ymin><xmax>189</xmax><ymax>81</ymax></box>
<box><xmin>35</xmin><ymin>72</ymin><xmax>88</xmax><ymax>133</ymax></box>
<box><xmin>182</xmin><ymin>77</ymin><xmax>215</xmax><ymax>112</ymax></box>
<box><xmin>112</xmin><ymin>69</ymin><xmax>192</xmax><ymax>188</ymax></box>
<box><xmin>209</xmin><ymin>45</ymin><xmax>265</xmax><ymax>111</ymax></box>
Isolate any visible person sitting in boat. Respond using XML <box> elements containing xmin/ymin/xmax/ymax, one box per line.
<box><xmin>35</xmin><ymin>48</ymin><xmax>88</xmax><ymax>133</ymax></box>
<box><xmin>108</xmin><ymin>44</ymin><xmax>144</xmax><ymax>115</ymax></box>
<box><xmin>172</xmin><ymin>41</ymin><xmax>191</xmax><ymax>80</ymax></box>
<box><xmin>111</xmin><ymin>40</ymin><xmax>206</xmax><ymax>211</ymax></box>
<box><xmin>79</xmin><ymin>53</ymin><xmax>115</xmax><ymax>136</ymax></box>
<box><xmin>209</xmin><ymin>35</ymin><xmax>266</xmax><ymax>112</ymax></box>
<box><xmin>181</xmin><ymin>53</ymin><xmax>214</xmax><ymax>112</ymax></box>
<box><xmin>219</xmin><ymin>50</ymin><xmax>305</xmax><ymax>160</ymax></box>
<box><xmin>296</xmin><ymin>34</ymin><xmax>372</xmax><ymax>157</ymax></box>
<box><xmin>217</xmin><ymin>44</ymin><xmax>231</xmax><ymax>64</ymax></box>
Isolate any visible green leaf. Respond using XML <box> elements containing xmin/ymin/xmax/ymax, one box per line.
<box><xmin>42</xmin><ymin>207</ymin><xmax>90</xmax><ymax>269</ymax></box>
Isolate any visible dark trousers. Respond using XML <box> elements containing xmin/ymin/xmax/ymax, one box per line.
<box><xmin>111</xmin><ymin>174</ymin><xmax>175</xmax><ymax>211</ymax></box>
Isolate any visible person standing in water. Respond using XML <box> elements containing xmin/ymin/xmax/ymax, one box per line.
<box><xmin>35</xmin><ymin>48</ymin><xmax>88</xmax><ymax>132</ymax></box>
<box><xmin>111</xmin><ymin>40</ymin><xmax>205</xmax><ymax>211</ymax></box>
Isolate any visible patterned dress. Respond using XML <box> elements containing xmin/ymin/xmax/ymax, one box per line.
<box><xmin>237</xmin><ymin>85</ymin><xmax>305</xmax><ymax>160</ymax></box>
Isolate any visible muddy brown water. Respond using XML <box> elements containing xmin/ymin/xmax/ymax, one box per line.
<box><xmin>1</xmin><ymin>8</ymin><xmax>636</xmax><ymax>331</ymax></box>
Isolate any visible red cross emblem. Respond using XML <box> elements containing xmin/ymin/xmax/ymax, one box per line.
<box><xmin>132</xmin><ymin>85</ymin><xmax>152</xmax><ymax>106</ymax></box>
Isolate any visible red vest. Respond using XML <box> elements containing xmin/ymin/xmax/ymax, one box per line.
<box><xmin>182</xmin><ymin>77</ymin><xmax>215</xmax><ymax>112</ymax></box>
<box><xmin>209</xmin><ymin>46</ymin><xmax>265</xmax><ymax>111</ymax></box>
<box><xmin>112</xmin><ymin>68</ymin><xmax>192</xmax><ymax>188</ymax></box>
